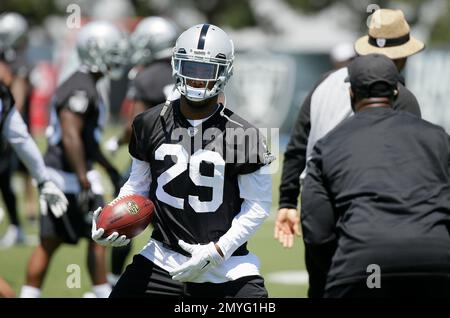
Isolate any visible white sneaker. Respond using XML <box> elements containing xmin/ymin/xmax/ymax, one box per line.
<box><xmin>82</xmin><ymin>292</ymin><xmax>97</xmax><ymax>298</ymax></box>
<box><xmin>0</xmin><ymin>225</ymin><xmax>26</xmax><ymax>248</ymax></box>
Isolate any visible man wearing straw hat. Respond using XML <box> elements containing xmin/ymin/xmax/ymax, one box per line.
<box><xmin>275</xmin><ymin>9</ymin><xmax>425</xmax><ymax>297</ymax></box>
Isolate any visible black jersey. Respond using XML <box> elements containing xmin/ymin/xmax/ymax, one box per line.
<box><xmin>129</xmin><ymin>100</ymin><xmax>271</xmax><ymax>256</ymax></box>
<box><xmin>127</xmin><ymin>60</ymin><xmax>174</xmax><ymax>108</ymax></box>
<box><xmin>44</xmin><ymin>70</ymin><xmax>106</xmax><ymax>173</ymax></box>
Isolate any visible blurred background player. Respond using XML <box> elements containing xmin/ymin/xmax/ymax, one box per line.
<box><xmin>106</xmin><ymin>16</ymin><xmax>179</xmax><ymax>155</ymax></box>
<box><xmin>104</xmin><ymin>16</ymin><xmax>179</xmax><ymax>286</ymax></box>
<box><xmin>0</xmin><ymin>12</ymin><xmax>39</xmax><ymax>247</ymax></box>
<box><xmin>20</xmin><ymin>20</ymin><xmax>127</xmax><ymax>298</ymax></box>
<box><xmin>92</xmin><ymin>24</ymin><xmax>273</xmax><ymax>298</ymax></box>
<box><xmin>0</xmin><ymin>79</ymin><xmax>68</xmax><ymax>246</ymax></box>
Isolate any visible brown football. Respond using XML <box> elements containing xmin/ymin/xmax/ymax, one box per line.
<box><xmin>96</xmin><ymin>194</ymin><xmax>154</xmax><ymax>238</ymax></box>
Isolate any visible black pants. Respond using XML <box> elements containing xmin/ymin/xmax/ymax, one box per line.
<box><xmin>110</xmin><ymin>254</ymin><xmax>268</xmax><ymax>298</ymax></box>
<box><xmin>324</xmin><ymin>274</ymin><xmax>450</xmax><ymax>298</ymax></box>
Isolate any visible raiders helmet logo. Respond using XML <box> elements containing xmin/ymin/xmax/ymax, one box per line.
<box><xmin>376</xmin><ymin>38</ymin><xmax>386</xmax><ymax>48</ymax></box>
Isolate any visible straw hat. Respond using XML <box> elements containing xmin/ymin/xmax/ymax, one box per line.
<box><xmin>354</xmin><ymin>9</ymin><xmax>425</xmax><ymax>59</ymax></box>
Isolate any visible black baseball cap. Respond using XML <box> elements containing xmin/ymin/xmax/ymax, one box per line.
<box><xmin>345</xmin><ymin>54</ymin><xmax>399</xmax><ymax>97</ymax></box>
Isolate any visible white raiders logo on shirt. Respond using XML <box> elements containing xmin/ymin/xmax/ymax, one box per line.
<box><xmin>68</xmin><ymin>90</ymin><xmax>89</xmax><ymax>113</ymax></box>
<box><xmin>187</xmin><ymin>126</ymin><xmax>198</xmax><ymax>137</ymax></box>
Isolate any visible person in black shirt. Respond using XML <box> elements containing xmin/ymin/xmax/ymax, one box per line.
<box><xmin>302</xmin><ymin>54</ymin><xmax>450</xmax><ymax>298</ymax></box>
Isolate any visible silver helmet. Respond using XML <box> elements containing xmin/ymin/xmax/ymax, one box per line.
<box><xmin>76</xmin><ymin>21</ymin><xmax>129</xmax><ymax>80</ymax></box>
<box><xmin>130</xmin><ymin>16</ymin><xmax>178</xmax><ymax>66</ymax></box>
<box><xmin>0</xmin><ymin>12</ymin><xmax>28</xmax><ymax>54</ymax></box>
<box><xmin>172</xmin><ymin>24</ymin><xmax>234</xmax><ymax>102</ymax></box>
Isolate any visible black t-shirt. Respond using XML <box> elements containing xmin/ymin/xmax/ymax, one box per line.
<box><xmin>127</xmin><ymin>60</ymin><xmax>174</xmax><ymax>108</ymax></box>
<box><xmin>45</xmin><ymin>71</ymin><xmax>104</xmax><ymax>173</ymax></box>
<box><xmin>129</xmin><ymin>100</ymin><xmax>271</xmax><ymax>255</ymax></box>
<box><xmin>302</xmin><ymin>107</ymin><xmax>450</xmax><ymax>289</ymax></box>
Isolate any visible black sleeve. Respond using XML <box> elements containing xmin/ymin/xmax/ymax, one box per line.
<box><xmin>301</xmin><ymin>143</ymin><xmax>337</xmax><ymax>245</ymax></box>
<box><xmin>393</xmin><ymin>83</ymin><xmax>421</xmax><ymax>118</ymax></box>
<box><xmin>278</xmin><ymin>90</ymin><xmax>312</xmax><ymax>209</ymax></box>
<box><xmin>58</xmin><ymin>90</ymin><xmax>92</xmax><ymax>116</ymax></box>
<box><xmin>301</xmin><ymin>143</ymin><xmax>338</xmax><ymax>297</ymax></box>
<box><xmin>128</xmin><ymin>113</ymin><xmax>147</xmax><ymax>161</ymax></box>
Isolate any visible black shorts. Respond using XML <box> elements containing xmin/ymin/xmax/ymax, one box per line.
<box><xmin>40</xmin><ymin>193</ymin><xmax>104</xmax><ymax>244</ymax></box>
<box><xmin>324</xmin><ymin>274</ymin><xmax>450</xmax><ymax>298</ymax></box>
<box><xmin>110</xmin><ymin>254</ymin><xmax>268</xmax><ymax>298</ymax></box>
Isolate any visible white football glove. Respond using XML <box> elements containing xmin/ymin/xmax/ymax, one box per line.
<box><xmin>39</xmin><ymin>181</ymin><xmax>69</xmax><ymax>218</ymax></box>
<box><xmin>169</xmin><ymin>240</ymin><xmax>224</xmax><ymax>282</ymax></box>
<box><xmin>105</xmin><ymin>137</ymin><xmax>119</xmax><ymax>155</ymax></box>
<box><xmin>91</xmin><ymin>207</ymin><xmax>130</xmax><ymax>247</ymax></box>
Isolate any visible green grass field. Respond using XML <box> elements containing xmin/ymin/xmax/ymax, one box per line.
<box><xmin>0</xmin><ymin>126</ymin><xmax>308</xmax><ymax>298</ymax></box>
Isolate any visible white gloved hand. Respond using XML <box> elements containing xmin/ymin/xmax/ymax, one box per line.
<box><xmin>39</xmin><ymin>181</ymin><xmax>68</xmax><ymax>218</ymax></box>
<box><xmin>91</xmin><ymin>207</ymin><xmax>130</xmax><ymax>247</ymax></box>
<box><xmin>169</xmin><ymin>240</ymin><xmax>224</xmax><ymax>282</ymax></box>
<box><xmin>105</xmin><ymin>137</ymin><xmax>119</xmax><ymax>155</ymax></box>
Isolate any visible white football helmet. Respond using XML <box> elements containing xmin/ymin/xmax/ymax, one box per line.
<box><xmin>172</xmin><ymin>24</ymin><xmax>234</xmax><ymax>102</ymax></box>
<box><xmin>0</xmin><ymin>12</ymin><xmax>28</xmax><ymax>54</ymax></box>
<box><xmin>76</xmin><ymin>21</ymin><xmax>129</xmax><ymax>80</ymax></box>
<box><xmin>130</xmin><ymin>16</ymin><xmax>178</xmax><ymax>66</ymax></box>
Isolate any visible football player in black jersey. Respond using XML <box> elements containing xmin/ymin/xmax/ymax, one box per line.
<box><xmin>0</xmin><ymin>12</ymin><xmax>38</xmax><ymax>247</ymax></box>
<box><xmin>0</xmin><ymin>81</ymin><xmax>68</xmax><ymax>296</ymax></box>
<box><xmin>103</xmin><ymin>16</ymin><xmax>179</xmax><ymax>286</ymax></box>
<box><xmin>20</xmin><ymin>21</ymin><xmax>128</xmax><ymax>298</ymax></box>
<box><xmin>92</xmin><ymin>24</ymin><xmax>274</xmax><ymax>298</ymax></box>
